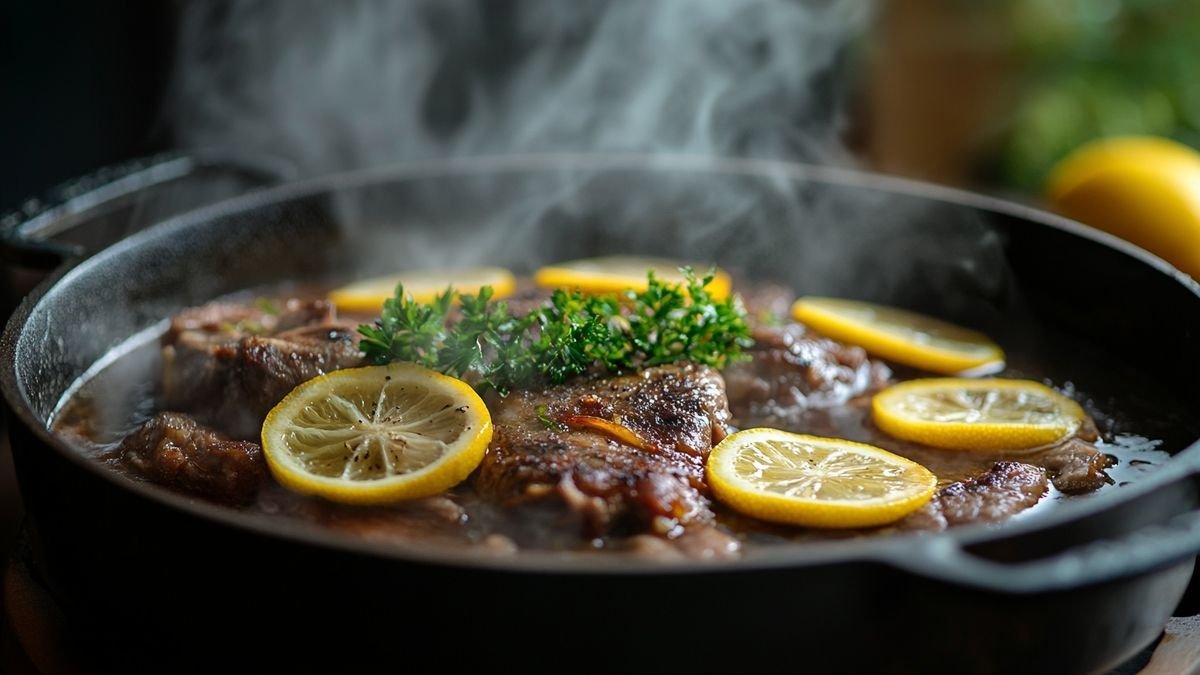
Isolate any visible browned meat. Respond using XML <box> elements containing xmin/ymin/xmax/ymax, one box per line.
<box><xmin>737</xmin><ymin>281</ymin><xmax>796</xmax><ymax>325</ymax></box>
<box><xmin>1029</xmin><ymin>437</ymin><xmax>1114</xmax><ymax>494</ymax></box>
<box><xmin>164</xmin><ymin>297</ymin><xmax>336</xmax><ymax>342</ymax></box>
<box><xmin>113</xmin><ymin>412</ymin><xmax>266</xmax><ymax>505</ymax></box>
<box><xmin>723</xmin><ymin>323</ymin><xmax>891</xmax><ymax>426</ymax></box>
<box><xmin>900</xmin><ymin>461</ymin><xmax>1048</xmax><ymax>531</ymax></box>
<box><xmin>475</xmin><ymin>364</ymin><xmax>731</xmax><ymax>539</ymax></box>
<box><xmin>161</xmin><ymin>298</ymin><xmax>364</xmax><ymax>438</ymax></box>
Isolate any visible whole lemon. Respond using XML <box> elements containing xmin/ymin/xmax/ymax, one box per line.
<box><xmin>1045</xmin><ymin>136</ymin><xmax>1200</xmax><ymax>280</ymax></box>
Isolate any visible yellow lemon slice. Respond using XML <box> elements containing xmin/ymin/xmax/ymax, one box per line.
<box><xmin>706</xmin><ymin>429</ymin><xmax>937</xmax><ymax>528</ymax></box>
<box><xmin>534</xmin><ymin>255</ymin><xmax>732</xmax><ymax>300</ymax></box>
<box><xmin>328</xmin><ymin>266</ymin><xmax>516</xmax><ymax>314</ymax></box>
<box><xmin>261</xmin><ymin>363</ymin><xmax>492</xmax><ymax>504</ymax></box>
<box><xmin>1045</xmin><ymin>136</ymin><xmax>1200</xmax><ymax>280</ymax></box>
<box><xmin>791</xmin><ymin>297</ymin><xmax>1005</xmax><ymax>376</ymax></box>
<box><xmin>872</xmin><ymin>378</ymin><xmax>1084</xmax><ymax>452</ymax></box>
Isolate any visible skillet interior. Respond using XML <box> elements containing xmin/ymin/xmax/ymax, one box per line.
<box><xmin>6</xmin><ymin>154</ymin><xmax>1200</xmax><ymax>672</ymax></box>
<box><xmin>11</xmin><ymin>154</ymin><xmax>1200</xmax><ymax>565</ymax></box>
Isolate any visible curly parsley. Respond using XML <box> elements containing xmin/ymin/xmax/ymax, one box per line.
<box><xmin>358</xmin><ymin>268</ymin><xmax>751</xmax><ymax>394</ymax></box>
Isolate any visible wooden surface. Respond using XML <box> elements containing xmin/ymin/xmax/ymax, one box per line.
<box><xmin>1139</xmin><ymin>616</ymin><xmax>1200</xmax><ymax>675</ymax></box>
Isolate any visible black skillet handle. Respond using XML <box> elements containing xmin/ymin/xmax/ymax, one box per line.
<box><xmin>886</xmin><ymin>469</ymin><xmax>1200</xmax><ymax>594</ymax></box>
<box><xmin>0</xmin><ymin>150</ymin><xmax>296</xmax><ymax>270</ymax></box>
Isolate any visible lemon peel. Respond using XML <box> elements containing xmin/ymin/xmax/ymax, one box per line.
<box><xmin>791</xmin><ymin>297</ymin><xmax>1004</xmax><ymax>375</ymax></box>
<box><xmin>706</xmin><ymin>429</ymin><xmax>937</xmax><ymax>528</ymax></box>
<box><xmin>534</xmin><ymin>255</ymin><xmax>732</xmax><ymax>300</ymax></box>
<box><xmin>261</xmin><ymin>363</ymin><xmax>492</xmax><ymax>504</ymax></box>
<box><xmin>872</xmin><ymin>378</ymin><xmax>1084</xmax><ymax>452</ymax></box>
<box><xmin>329</xmin><ymin>266</ymin><xmax>516</xmax><ymax>314</ymax></box>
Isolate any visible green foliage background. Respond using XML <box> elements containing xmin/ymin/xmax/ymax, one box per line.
<box><xmin>998</xmin><ymin>0</ymin><xmax>1199</xmax><ymax>190</ymax></box>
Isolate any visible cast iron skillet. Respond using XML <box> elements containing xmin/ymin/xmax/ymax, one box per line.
<box><xmin>3</xmin><ymin>154</ymin><xmax>1200</xmax><ymax>674</ymax></box>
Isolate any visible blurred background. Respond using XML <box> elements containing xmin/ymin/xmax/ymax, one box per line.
<box><xmin>3</xmin><ymin>0</ymin><xmax>1197</xmax><ymax>211</ymax></box>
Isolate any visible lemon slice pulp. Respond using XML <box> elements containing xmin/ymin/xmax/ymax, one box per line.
<box><xmin>791</xmin><ymin>297</ymin><xmax>1004</xmax><ymax>375</ymax></box>
<box><xmin>872</xmin><ymin>378</ymin><xmax>1084</xmax><ymax>452</ymax></box>
<box><xmin>328</xmin><ymin>266</ymin><xmax>516</xmax><ymax>314</ymax></box>
<box><xmin>261</xmin><ymin>363</ymin><xmax>492</xmax><ymax>504</ymax></box>
<box><xmin>706</xmin><ymin>429</ymin><xmax>937</xmax><ymax>528</ymax></box>
<box><xmin>534</xmin><ymin>255</ymin><xmax>732</xmax><ymax>299</ymax></box>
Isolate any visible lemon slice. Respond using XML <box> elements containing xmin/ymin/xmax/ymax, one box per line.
<box><xmin>1045</xmin><ymin>136</ymin><xmax>1200</xmax><ymax>280</ymax></box>
<box><xmin>706</xmin><ymin>429</ymin><xmax>937</xmax><ymax>528</ymax></box>
<box><xmin>534</xmin><ymin>255</ymin><xmax>732</xmax><ymax>300</ymax></box>
<box><xmin>791</xmin><ymin>297</ymin><xmax>1004</xmax><ymax>375</ymax></box>
<box><xmin>328</xmin><ymin>266</ymin><xmax>516</xmax><ymax>314</ymax></box>
<box><xmin>872</xmin><ymin>378</ymin><xmax>1084</xmax><ymax>452</ymax></box>
<box><xmin>261</xmin><ymin>363</ymin><xmax>492</xmax><ymax>504</ymax></box>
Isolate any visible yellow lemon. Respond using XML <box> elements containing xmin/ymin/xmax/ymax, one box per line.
<box><xmin>261</xmin><ymin>363</ymin><xmax>492</xmax><ymax>504</ymax></box>
<box><xmin>534</xmin><ymin>255</ymin><xmax>732</xmax><ymax>299</ymax></box>
<box><xmin>872</xmin><ymin>378</ymin><xmax>1084</xmax><ymax>452</ymax></box>
<box><xmin>791</xmin><ymin>297</ymin><xmax>1004</xmax><ymax>376</ymax></box>
<box><xmin>706</xmin><ymin>429</ymin><xmax>937</xmax><ymax>528</ymax></box>
<box><xmin>328</xmin><ymin>266</ymin><xmax>516</xmax><ymax>314</ymax></box>
<box><xmin>1045</xmin><ymin>136</ymin><xmax>1200</xmax><ymax>279</ymax></box>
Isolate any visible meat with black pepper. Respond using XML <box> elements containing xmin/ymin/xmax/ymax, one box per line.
<box><xmin>475</xmin><ymin>364</ymin><xmax>732</xmax><ymax>541</ymax></box>
<box><xmin>113</xmin><ymin>412</ymin><xmax>266</xmax><ymax>505</ymax></box>
<box><xmin>723</xmin><ymin>323</ymin><xmax>891</xmax><ymax>427</ymax></box>
<box><xmin>161</xmin><ymin>297</ymin><xmax>364</xmax><ymax>438</ymax></box>
<box><xmin>899</xmin><ymin>461</ymin><xmax>1048</xmax><ymax>531</ymax></box>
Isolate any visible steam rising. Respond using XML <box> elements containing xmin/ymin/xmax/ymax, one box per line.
<box><xmin>171</xmin><ymin>0</ymin><xmax>869</xmax><ymax>172</ymax></box>
<box><xmin>168</xmin><ymin>0</ymin><xmax>1008</xmax><ymax>312</ymax></box>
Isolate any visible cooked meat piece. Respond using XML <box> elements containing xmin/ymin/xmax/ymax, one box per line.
<box><xmin>900</xmin><ymin>461</ymin><xmax>1048</xmax><ymax>531</ymax></box>
<box><xmin>624</xmin><ymin>525</ymin><xmax>740</xmax><ymax>561</ymax></box>
<box><xmin>1029</xmin><ymin>437</ymin><xmax>1114</xmax><ymax>494</ymax></box>
<box><xmin>113</xmin><ymin>412</ymin><xmax>265</xmax><ymax>505</ymax></box>
<box><xmin>737</xmin><ymin>281</ymin><xmax>796</xmax><ymax>326</ymax></box>
<box><xmin>497</xmin><ymin>284</ymin><xmax>553</xmax><ymax>318</ymax></box>
<box><xmin>164</xmin><ymin>297</ymin><xmax>335</xmax><ymax>342</ymax></box>
<box><xmin>723</xmin><ymin>323</ymin><xmax>891</xmax><ymax>426</ymax></box>
<box><xmin>475</xmin><ymin>364</ymin><xmax>731</xmax><ymax>539</ymax></box>
<box><xmin>302</xmin><ymin>495</ymin><xmax>473</xmax><ymax>547</ymax></box>
<box><xmin>161</xmin><ymin>298</ymin><xmax>364</xmax><ymax>438</ymax></box>
<box><xmin>215</xmin><ymin>328</ymin><xmax>363</xmax><ymax>434</ymax></box>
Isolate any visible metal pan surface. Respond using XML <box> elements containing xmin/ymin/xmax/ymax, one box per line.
<box><xmin>4</xmin><ymin>154</ymin><xmax>1200</xmax><ymax>673</ymax></box>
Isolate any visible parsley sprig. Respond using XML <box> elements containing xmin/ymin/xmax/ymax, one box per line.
<box><xmin>357</xmin><ymin>269</ymin><xmax>751</xmax><ymax>394</ymax></box>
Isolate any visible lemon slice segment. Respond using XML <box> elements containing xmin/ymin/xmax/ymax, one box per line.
<box><xmin>261</xmin><ymin>363</ymin><xmax>492</xmax><ymax>504</ymax></box>
<box><xmin>791</xmin><ymin>297</ymin><xmax>1004</xmax><ymax>375</ymax></box>
<box><xmin>328</xmin><ymin>266</ymin><xmax>516</xmax><ymax>314</ymax></box>
<box><xmin>534</xmin><ymin>255</ymin><xmax>732</xmax><ymax>300</ymax></box>
<box><xmin>872</xmin><ymin>378</ymin><xmax>1084</xmax><ymax>452</ymax></box>
<box><xmin>706</xmin><ymin>429</ymin><xmax>937</xmax><ymax>528</ymax></box>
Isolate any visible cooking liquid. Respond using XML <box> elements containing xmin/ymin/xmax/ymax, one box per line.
<box><xmin>50</xmin><ymin>290</ymin><xmax>1188</xmax><ymax>557</ymax></box>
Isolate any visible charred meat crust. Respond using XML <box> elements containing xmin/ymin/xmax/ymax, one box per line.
<box><xmin>113</xmin><ymin>412</ymin><xmax>266</xmax><ymax>506</ymax></box>
<box><xmin>475</xmin><ymin>364</ymin><xmax>731</xmax><ymax>538</ymax></box>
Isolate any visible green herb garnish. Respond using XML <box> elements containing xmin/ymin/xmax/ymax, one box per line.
<box><xmin>358</xmin><ymin>268</ymin><xmax>751</xmax><ymax>394</ymax></box>
<box><xmin>535</xmin><ymin>405</ymin><xmax>568</xmax><ymax>432</ymax></box>
<box><xmin>255</xmin><ymin>297</ymin><xmax>280</xmax><ymax>316</ymax></box>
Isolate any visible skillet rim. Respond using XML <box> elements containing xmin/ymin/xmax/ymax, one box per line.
<box><xmin>4</xmin><ymin>151</ymin><xmax>1199</xmax><ymax>578</ymax></box>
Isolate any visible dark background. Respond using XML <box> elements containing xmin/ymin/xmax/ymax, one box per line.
<box><xmin>1</xmin><ymin>1</ymin><xmax>180</xmax><ymax>560</ymax></box>
<box><xmin>1</xmin><ymin>2</ymin><xmax>177</xmax><ymax>214</ymax></box>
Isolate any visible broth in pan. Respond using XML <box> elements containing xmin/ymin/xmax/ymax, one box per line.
<box><xmin>52</xmin><ymin>260</ymin><xmax>1178</xmax><ymax>560</ymax></box>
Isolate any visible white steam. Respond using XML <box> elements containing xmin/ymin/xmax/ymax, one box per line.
<box><xmin>166</xmin><ymin>0</ymin><xmax>1009</xmax><ymax>316</ymax></box>
<box><xmin>169</xmin><ymin>0</ymin><xmax>871</xmax><ymax>173</ymax></box>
